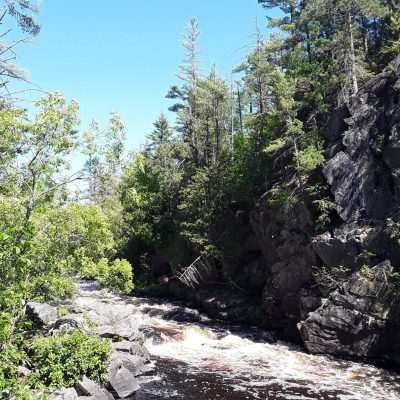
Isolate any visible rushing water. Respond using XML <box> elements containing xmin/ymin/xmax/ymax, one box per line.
<box><xmin>77</xmin><ymin>283</ymin><xmax>400</xmax><ymax>400</ymax></box>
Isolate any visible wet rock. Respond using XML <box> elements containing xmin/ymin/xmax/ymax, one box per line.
<box><xmin>164</xmin><ymin>306</ymin><xmax>201</xmax><ymax>323</ymax></box>
<box><xmin>107</xmin><ymin>362</ymin><xmax>140</xmax><ymax>399</ymax></box>
<box><xmin>26</xmin><ymin>302</ymin><xmax>58</xmax><ymax>327</ymax></box>
<box><xmin>50</xmin><ymin>388</ymin><xmax>78</xmax><ymax>400</ymax></box>
<box><xmin>298</xmin><ymin>261</ymin><xmax>400</xmax><ymax>358</ymax></box>
<box><xmin>299</xmin><ymin>288</ymin><xmax>323</xmax><ymax>320</ymax></box>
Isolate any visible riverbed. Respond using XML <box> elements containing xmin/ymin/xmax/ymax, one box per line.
<box><xmin>77</xmin><ymin>283</ymin><xmax>400</xmax><ymax>400</ymax></box>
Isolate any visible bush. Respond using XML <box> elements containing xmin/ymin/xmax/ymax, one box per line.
<box><xmin>295</xmin><ymin>144</ymin><xmax>325</xmax><ymax>175</ymax></box>
<box><xmin>81</xmin><ymin>257</ymin><xmax>109</xmax><ymax>282</ymax></box>
<box><xmin>30</xmin><ymin>330</ymin><xmax>111</xmax><ymax>388</ymax></box>
<box><xmin>100</xmin><ymin>259</ymin><xmax>134</xmax><ymax>294</ymax></box>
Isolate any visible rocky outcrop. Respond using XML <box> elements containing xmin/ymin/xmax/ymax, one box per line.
<box><xmin>299</xmin><ymin>261</ymin><xmax>400</xmax><ymax>361</ymax></box>
<box><xmin>251</xmin><ymin>198</ymin><xmax>317</xmax><ymax>342</ymax></box>
<box><xmin>146</xmin><ymin>61</ymin><xmax>400</xmax><ymax>364</ymax></box>
<box><xmin>297</xmin><ymin>63</ymin><xmax>400</xmax><ymax>362</ymax></box>
<box><xmin>30</xmin><ymin>283</ymin><xmax>154</xmax><ymax>400</ymax></box>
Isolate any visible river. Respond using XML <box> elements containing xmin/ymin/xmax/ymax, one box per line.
<box><xmin>77</xmin><ymin>283</ymin><xmax>400</xmax><ymax>400</ymax></box>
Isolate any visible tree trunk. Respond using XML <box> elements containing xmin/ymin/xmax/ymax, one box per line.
<box><xmin>348</xmin><ymin>12</ymin><xmax>359</xmax><ymax>95</ymax></box>
<box><xmin>237</xmin><ymin>85</ymin><xmax>243</xmax><ymax>133</ymax></box>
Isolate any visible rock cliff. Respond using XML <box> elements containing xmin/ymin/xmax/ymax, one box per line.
<box><xmin>152</xmin><ymin>61</ymin><xmax>400</xmax><ymax>365</ymax></box>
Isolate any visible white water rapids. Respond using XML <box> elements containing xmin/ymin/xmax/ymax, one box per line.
<box><xmin>76</xmin><ymin>282</ymin><xmax>400</xmax><ymax>400</ymax></box>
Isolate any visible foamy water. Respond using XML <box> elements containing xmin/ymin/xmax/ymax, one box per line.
<box><xmin>76</xmin><ymin>282</ymin><xmax>400</xmax><ymax>400</ymax></box>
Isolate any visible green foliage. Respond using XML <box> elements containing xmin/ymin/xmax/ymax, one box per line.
<box><xmin>178</xmin><ymin>165</ymin><xmax>230</xmax><ymax>253</ymax></box>
<box><xmin>264</xmin><ymin>137</ymin><xmax>286</xmax><ymax>155</ymax></box>
<box><xmin>360</xmin><ymin>265</ymin><xmax>375</xmax><ymax>281</ymax></box>
<box><xmin>264</xmin><ymin>187</ymin><xmax>293</xmax><ymax>209</ymax></box>
<box><xmin>34</xmin><ymin>203</ymin><xmax>115</xmax><ymax>274</ymax></box>
<box><xmin>371</xmin><ymin>133</ymin><xmax>385</xmax><ymax>156</ymax></box>
<box><xmin>356</xmin><ymin>250</ymin><xmax>376</xmax><ymax>266</ymax></box>
<box><xmin>30</xmin><ymin>331</ymin><xmax>111</xmax><ymax>388</ymax></box>
<box><xmin>99</xmin><ymin>259</ymin><xmax>134</xmax><ymax>294</ymax></box>
<box><xmin>295</xmin><ymin>144</ymin><xmax>325</xmax><ymax>175</ymax></box>
<box><xmin>312</xmin><ymin>197</ymin><xmax>337</xmax><ymax>231</ymax></box>
<box><xmin>386</xmin><ymin>217</ymin><xmax>400</xmax><ymax>241</ymax></box>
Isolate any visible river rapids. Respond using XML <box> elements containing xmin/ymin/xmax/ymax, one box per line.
<box><xmin>77</xmin><ymin>283</ymin><xmax>400</xmax><ymax>400</ymax></box>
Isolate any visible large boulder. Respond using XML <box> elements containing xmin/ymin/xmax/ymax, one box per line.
<box><xmin>110</xmin><ymin>351</ymin><xmax>149</xmax><ymax>377</ymax></box>
<box><xmin>298</xmin><ymin>261</ymin><xmax>400</xmax><ymax>360</ymax></box>
<box><xmin>26</xmin><ymin>302</ymin><xmax>58</xmax><ymax>327</ymax></box>
<box><xmin>85</xmin><ymin>303</ymin><xmax>144</xmax><ymax>342</ymax></box>
<box><xmin>75</xmin><ymin>377</ymin><xmax>114</xmax><ymax>400</ymax></box>
<box><xmin>107</xmin><ymin>358</ymin><xmax>140</xmax><ymax>399</ymax></box>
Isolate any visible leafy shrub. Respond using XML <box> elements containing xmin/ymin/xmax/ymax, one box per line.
<box><xmin>264</xmin><ymin>137</ymin><xmax>286</xmax><ymax>154</ymax></box>
<box><xmin>30</xmin><ymin>330</ymin><xmax>111</xmax><ymax>388</ymax></box>
<box><xmin>295</xmin><ymin>144</ymin><xmax>325</xmax><ymax>175</ymax></box>
<box><xmin>264</xmin><ymin>187</ymin><xmax>293</xmax><ymax>208</ymax></box>
<box><xmin>82</xmin><ymin>258</ymin><xmax>110</xmax><ymax>282</ymax></box>
<box><xmin>355</xmin><ymin>250</ymin><xmax>376</xmax><ymax>266</ymax></box>
<box><xmin>360</xmin><ymin>265</ymin><xmax>375</xmax><ymax>281</ymax></box>
<box><xmin>312</xmin><ymin>198</ymin><xmax>337</xmax><ymax>231</ymax></box>
<box><xmin>100</xmin><ymin>259</ymin><xmax>134</xmax><ymax>294</ymax></box>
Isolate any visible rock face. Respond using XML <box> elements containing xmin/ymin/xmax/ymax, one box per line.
<box><xmin>299</xmin><ymin>261</ymin><xmax>400</xmax><ymax>358</ymax></box>
<box><xmin>251</xmin><ymin>201</ymin><xmax>317</xmax><ymax>341</ymax></box>
<box><xmin>152</xmin><ymin>62</ymin><xmax>400</xmax><ymax>364</ymax></box>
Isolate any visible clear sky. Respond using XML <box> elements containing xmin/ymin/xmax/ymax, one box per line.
<box><xmin>15</xmin><ymin>1</ymin><xmax>273</xmax><ymax>152</ymax></box>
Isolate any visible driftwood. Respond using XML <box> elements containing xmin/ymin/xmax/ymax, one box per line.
<box><xmin>177</xmin><ymin>255</ymin><xmax>212</xmax><ymax>288</ymax></box>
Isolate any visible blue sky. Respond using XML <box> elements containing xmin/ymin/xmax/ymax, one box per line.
<box><xmin>15</xmin><ymin>1</ymin><xmax>274</xmax><ymax>152</ymax></box>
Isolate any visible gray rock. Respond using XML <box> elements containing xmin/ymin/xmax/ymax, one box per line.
<box><xmin>299</xmin><ymin>261</ymin><xmax>399</xmax><ymax>358</ymax></box>
<box><xmin>50</xmin><ymin>388</ymin><xmax>78</xmax><ymax>400</ymax></box>
<box><xmin>112</xmin><ymin>342</ymin><xmax>150</xmax><ymax>363</ymax></box>
<box><xmin>312</xmin><ymin>222</ymin><xmax>383</xmax><ymax>269</ymax></box>
<box><xmin>77</xmin><ymin>392</ymin><xmax>113</xmax><ymax>400</ymax></box>
<box><xmin>129</xmin><ymin>343</ymin><xmax>151</xmax><ymax>363</ymax></box>
<box><xmin>111</xmin><ymin>341</ymin><xmax>133</xmax><ymax>352</ymax></box>
<box><xmin>76</xmin><ymin>376</ymin><xmax>102</xmax><ymax>396</ymax></box>
<box><xmin>51</xmin><ymin>315</ymin><xmax>88</xmax><ymax>335</ymax></box>
<box><xmin>383</xmin><ymin>123</ymin><xmax>400</xmax><ymax>169</ymax></box>
<box><xmin>107</xmin><ymin>363</ymin><xmax>140</xmax><ymax>398</ymax></box>
<box><xmin>110</xmin><ymin>351</ymin><xmax>146</xmax><ymax>377</ymax></box>
<box><xmin>85</xmin><ymin>304</ymin><xmax>143</xmax><ymax>342</ymax></box>
<box><xmin>26</xmin><ymin>302</ymin><xmax>58</xmax><ymax>326</ymax></box>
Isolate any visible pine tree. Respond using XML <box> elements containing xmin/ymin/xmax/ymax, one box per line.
<box><xmin>146</xmin><ymin>113</ymin><xmax>173</xmax><ymax>154</ymax></box>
